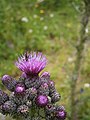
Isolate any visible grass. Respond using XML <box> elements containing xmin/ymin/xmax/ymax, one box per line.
<box><xmin>0</xmin><ymin>0</ymin><xmax>90</xmax><ymax>120</ymax></box>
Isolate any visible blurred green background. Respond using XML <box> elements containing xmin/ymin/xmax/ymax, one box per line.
<box><xmin>0</xmin><ymin>0</ymin><xmax>90</xmax><ymax>120</ymax></box>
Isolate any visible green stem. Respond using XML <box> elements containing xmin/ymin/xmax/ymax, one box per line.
<box><xmin>70</xmin><ymin>1</ymin><xmax>90</xmax><ymax>120</ymax></box>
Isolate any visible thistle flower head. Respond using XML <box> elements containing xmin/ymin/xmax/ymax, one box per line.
<box><xmin>0</xmin><ymin>51</ymin><xmax>66</xmax><ymax>119</ymax></box>
<box><xmin>15</xmin><ymin>52</ymin><xmax>47</xmax><ymax>75</ymax></box>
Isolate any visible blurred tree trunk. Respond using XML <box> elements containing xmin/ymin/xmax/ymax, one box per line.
<box><xmin>70</xmin><ymin>0</ymin><xmax>90</xmax><ymax>120</ymax></box>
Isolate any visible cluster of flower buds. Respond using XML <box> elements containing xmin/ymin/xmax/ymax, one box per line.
<box><xmin>0</xmin><ymin>52</ymin><xmax>66</xmax><ymax>120</ymax></box>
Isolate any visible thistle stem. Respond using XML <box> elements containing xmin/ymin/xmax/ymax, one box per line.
<box><xmin>70</xmin><ymin>1</ymin><xmax>90</xmax><ymax>120</ymax></box>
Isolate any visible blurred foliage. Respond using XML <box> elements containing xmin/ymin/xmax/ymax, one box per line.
<box><xmin>0</xmin><ymin>0</ymin><xmax>90</xmax><ymax>120</ymax></box>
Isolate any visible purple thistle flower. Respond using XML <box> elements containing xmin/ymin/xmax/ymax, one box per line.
<box><xmin>36</xmin><ymin>95</ymin><xmax>48</xmax><ymax>107</ymax></box>
<box><xmin>15</xmin><ymin>52</ymin><xmax>47</xmax><ymax>75</ymax></box>
<box><xmin>0</xmin><ymin>51</ymin><xmax>67</xmax><ymax>119</ymax></box>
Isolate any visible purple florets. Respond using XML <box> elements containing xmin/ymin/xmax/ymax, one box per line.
<box><xmin>36</xmin><ymin>95</ymin><xmax>48</xmax><ymax>107</ymax></box>
<box><xmin>55</xmin><ymin>109</ymin><xmax>67</xmax><ymax>120</ymax></box>
<box><xmin>0</xmin><ymin>51</ymin><xmax>66</xmax><ymax>120</ymax></box>
<box><xmin>15</xmin><ymin>84</ymin><xmax>25</xmax><ymax>95</ymax></box>
<box><xmin>15</xmin><ymin>52</ymin><xmax>47</xmax><ymax>75</ymax></box>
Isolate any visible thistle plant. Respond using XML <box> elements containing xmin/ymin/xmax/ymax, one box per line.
<box><xmin>0</xmin><ymin>52</ymin><xmax>66</xmax><ymax>120</ymax></box>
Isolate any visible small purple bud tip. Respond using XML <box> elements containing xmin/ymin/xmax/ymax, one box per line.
<box><xmin>47</xmin><ymin>104</ymin><xmax>52</xmax><ymax>109</ymax></box>
<box><xmin>45</xmin><ymin>104</ymin><xmax>55</xmax><ymax>113</ymax></box>
<box><xmin>55</xmin><ymin>109</ymin><xmax>67</xmax><ymax>119</ymax></box>
<box><xmin>31</xmin><ymin>87</ymin><xmax>37</xmax><ymax>92</ymax></box>
<box><xmin>41</xmin><ymin>83</ymin><xmax>48</xmax><ymax>89</ymax></box>
<box><xmin>21</xmin><ymin>72</ymin><xmax>27</xmax><ymax>79</ymax></box>
<box><xmin>41</xmin><ymin>72</ymin><xmax>50</xmax><ymax>78</ymax></box>
<box><xmin>2</xmin><ymin>103</ymin><xmax>10</xmax><ymax>112</ymax></box>
<box><xmin>21</xmin><ymin>72</ymin><xmax>31</xmax><ymax>79</ymax></box>
<box><xmin>2</xmin><ymin>75</ymin><xmax>11</xmax><ymax>83</ymax></box>
<box><xmin>36</xmin><ymin>95</ymin><xmax>48</xmax><ymax>107</ymax></box>
<box><xmin>46</xmin><ymin>104</ymin><xmax>55</xmax><ymax>110</ymax></box>
<box><xmin>15</xmin><ymin>84</ymin><xmax>25</xmax><ymax>95</ymax></box>
<box><xmin>48</xmin><ymin>80</ymin><xmax>55</xmax><ymax>87</ymax></box>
